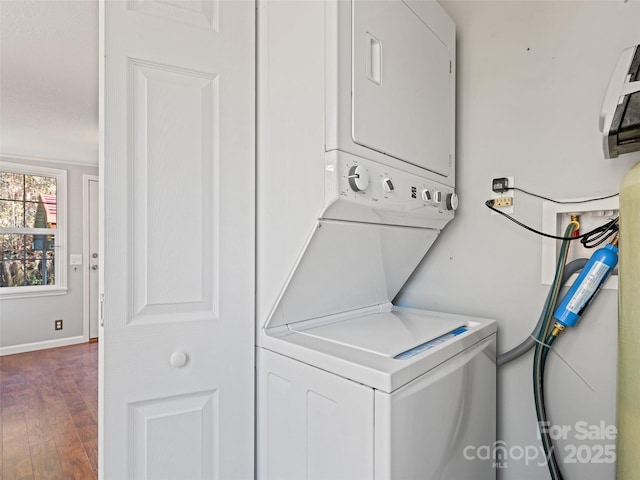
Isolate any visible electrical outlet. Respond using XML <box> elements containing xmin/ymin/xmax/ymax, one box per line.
<box><xmin>490</xmin><ymin>176</ymin><xmax>514</xmax><ymax>214</ymax></box>
<box><xmin>55</xmin><ymin>319</ymin><xmax>63</xmax><ymax>330</ymax></box>
<box><xmin>493</xmin><ymin>197</ymin><xmax>513</xmax><ymax>207</ymax></box>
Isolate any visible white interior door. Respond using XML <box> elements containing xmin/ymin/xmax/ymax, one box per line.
<box><xmin>100</xmin><ymin>1</ymin><xmax>255</xmax><ymax>478</ymax></box>
<box><xmin>89</xmin><ymin>178</ymin><xmax>99</xmax><ymax>339</ymax></box>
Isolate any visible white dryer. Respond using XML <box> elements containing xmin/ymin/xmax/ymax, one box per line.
<box><xmin>256</xmin><ymin>1</ymin><xmax>497</xmax><ymax>479</ymax></box>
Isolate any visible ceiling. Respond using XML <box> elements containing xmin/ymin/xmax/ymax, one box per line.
<box><xmin>0</xmin><ymin>0</ymin><xmax>98</xmax><ymax>166</ymax></box>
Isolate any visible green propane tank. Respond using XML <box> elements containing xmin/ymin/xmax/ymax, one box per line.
<box><xmin>617</xmin><ymin>160</ymin><xmax>640</xmax><ymax>478</ymax></box>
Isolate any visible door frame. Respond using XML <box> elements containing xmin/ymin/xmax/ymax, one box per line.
<box><xmin>83</xmin><ymin>173</ymin><xmax>100</xmax><ymax>342</ymax></box>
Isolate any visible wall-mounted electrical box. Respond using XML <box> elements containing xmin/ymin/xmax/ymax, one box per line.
<box><xmin>490</xmin><ymin>176</ymin><xmax>514</xmax><ymax>214</ymax></box>
<box><xmin>541</xmin><ymin>197</ymin><xmax>619</xmax><ymax>290</ymax></box>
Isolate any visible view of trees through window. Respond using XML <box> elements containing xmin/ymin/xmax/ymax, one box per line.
<box><xmin>0</xmin><ymin>171</ymin><xmax>58</xmax><ymax>287</ymax></box>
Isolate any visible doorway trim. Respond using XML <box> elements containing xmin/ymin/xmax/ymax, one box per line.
<box><xmin>83</xmin><ymin>174</ymin><xmax>99</xmax><ymax>342</ymax></box>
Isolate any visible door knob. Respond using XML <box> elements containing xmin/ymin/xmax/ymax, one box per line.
<box><xmin>169</xmin><ymin>351</ymin><xmax>188</xmax><ymax>368</ymax></box>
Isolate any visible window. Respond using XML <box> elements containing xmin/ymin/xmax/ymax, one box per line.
<box><xmin>0</xmin><ymin>161</ymin><xmax>67</xmax><ymax>297</ymax></box>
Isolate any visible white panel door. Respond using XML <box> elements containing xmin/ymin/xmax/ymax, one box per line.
<box><xmin>100</xmin><ymin>1</ymin><xmax>255</xmax><ymax>479</ymax></box>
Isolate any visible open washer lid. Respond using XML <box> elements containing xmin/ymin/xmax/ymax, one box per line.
<box><xmin>264</xmin><ymin>220</ymin><xmax>440</xmax><ymax>330</ymax></box>
<box><xmin>289</xmin><ymin>309</ymin><xmax>465</xmax><ymax>358</ymax></box>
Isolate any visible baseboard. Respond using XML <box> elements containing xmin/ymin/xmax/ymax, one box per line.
<box><xmin>0</xmin><ymin>335</ymin><xmax>87</xmax><ymax>356</ymax></box>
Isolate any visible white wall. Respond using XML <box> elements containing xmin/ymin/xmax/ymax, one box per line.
<box><xmin>397</xmin><ymin>2</ymin><xmax>640</xmax><ymax>479</ymax></box>
<box><xmin>0</xmin><ymin>155</ymin><xmax>98</xmax><ymax>354</ymax></box>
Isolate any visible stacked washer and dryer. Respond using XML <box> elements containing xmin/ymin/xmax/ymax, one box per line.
<box><xmin>256</xmin><ymin>1</ymin><xmax>497</xmax><ymax>479</ymax></box>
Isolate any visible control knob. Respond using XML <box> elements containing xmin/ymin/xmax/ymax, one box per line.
<box><xmin>347</xmin><ymin>165</ymin><xmax>370</xmax><ymax>192</ymax></box>
<box><xmin>445</xmin><ymin>193</ymin><xmax>459</xmax><ymax>210</ymax></box>
<box><xmin>421</xmin><ymin>189</ymin><xmax>432</xmax><ymax>202</ymax></box>
<box><xmin>382</xmin><ymin>178</ymin><xmax>394</xmax><ymax>192</ymax></box>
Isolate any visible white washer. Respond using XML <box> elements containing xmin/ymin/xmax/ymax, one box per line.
<box><xmin>258</xmin><ymin>306</ymin><xmax>496</xmax><ymax>480</ymax></box>
<box><xmin>257</xmin><ymin>211</ymin><xmax>497</xmax><ymax>479</ymax></box>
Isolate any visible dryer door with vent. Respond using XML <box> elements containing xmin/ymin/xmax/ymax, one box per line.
<box><xmin>352</xmin><ymin>0</ymin><xmax>453</xmax><ymax>178</ymax></box>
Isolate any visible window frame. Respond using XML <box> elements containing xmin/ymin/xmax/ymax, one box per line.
<box><xmin>0</xmin><ymin>161</ymin><xmax>68</xmax><ymax>298</ymax></box>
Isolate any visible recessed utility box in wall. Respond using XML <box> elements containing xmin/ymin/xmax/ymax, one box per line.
<box><xmin>541</xmin><ymin>197</ymin><xmax>619</xmax><ymax>290</ymax></box>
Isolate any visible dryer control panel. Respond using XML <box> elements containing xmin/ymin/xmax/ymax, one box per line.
<box><xmin>322</xmin><ymin>153</ymin><xmax>456</xmax><ymax>229</ymax></box>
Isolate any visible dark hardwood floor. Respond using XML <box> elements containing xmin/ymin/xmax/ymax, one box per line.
<box><xmin>1</xmin><ymin>342</ymin><xmax>98</xmax><ymax>480</ymax></box>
